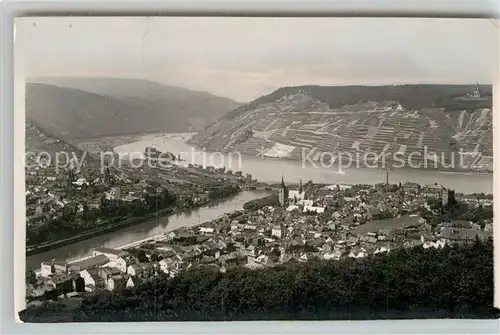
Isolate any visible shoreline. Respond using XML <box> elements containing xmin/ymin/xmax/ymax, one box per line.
<box><xmin>185</xmin><ymin>141</ymin><xmax>493</xmax><ymax>175</ymax></box>
<box><xmin>117</xmin><ymin>211</ymin><xmax>238</xmax><ymax>251</ymax></box>
<box><xmin>26</xmin><ymin>207</ymin><xmax>175</xmax><ymax>256</ymax></box>
<box><xmin>31</xmin><ymin>193</ymin><xmax>257</xmax><ymax>271</ymax></box>
<box><xmin>26</xmin><ymin>190</ymin><xmax>242</xmax><ymax>257</ymax></box>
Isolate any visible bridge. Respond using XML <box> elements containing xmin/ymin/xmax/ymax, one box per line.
<box><xmin>243</xmin><ymin>181</ymin><xmax>304</xmax><ymax>192</ymax></box>
<box><xmin>243</xmin><ymin>184</ymin><xmax>279</xmax><ymax>192</ymax></box>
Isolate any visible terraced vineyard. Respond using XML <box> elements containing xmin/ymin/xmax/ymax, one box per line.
<box><xmin>189</xmin><ymin>85</ymin><xmax>493</xmax><ymax>171</ymax></box>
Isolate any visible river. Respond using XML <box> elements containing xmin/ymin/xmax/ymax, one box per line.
<box><xmin>26</xmin><ymin>190</ymin><xmax>268</xmax><ymax>270</ymax></box>
<box><xmin>27</xmin><ymin>132</ymin><xmax>492</xmax><ymax>269</ymax></box>
<box><xmin>114</xmin><ymin>132</ymin><xmax>493</xmax><ymax>194</ymax></box>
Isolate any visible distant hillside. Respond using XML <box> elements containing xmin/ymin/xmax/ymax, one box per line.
<box><xmin>221</xmin><ymin>85</ymin><xmax>492</xmax><ymax>121</ymax></box>
<box><xmin>26</xmin><ymin>120</ymin><xmax>83</xmax><ymax>155</ymax></box>
<box><xmin>26</xmin><ymin>78</ymin><xmax>241</xmax><ymax>139</ymax></box>
<box><xmin>189</xmin><ymin>84</ymin><xmax>493</xmax><ymax>171</ymax></box>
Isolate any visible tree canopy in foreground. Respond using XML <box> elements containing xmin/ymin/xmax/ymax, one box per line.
<box><xmin>20</xmin><ymin>239</ymin><xmax>497</xmax><ymax>322</ymax></box>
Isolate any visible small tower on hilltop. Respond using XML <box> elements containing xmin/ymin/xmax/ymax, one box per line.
<box><xmin>299</xmin><ymin>178</ymin><xmax>303</xmax><ymax>194</ymax></box>
<box><xmin>471</xmin><ymin>82</ymin><xmax>481</xmax><ymax>98</ymax></box>
<box><xmin>278</xmin><ymin>176</ymin><xmax>289</xmax><ymax>207</ymax></box>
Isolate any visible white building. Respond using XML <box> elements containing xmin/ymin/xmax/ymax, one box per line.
<box><xmin>199</xmin><ymin>227</ymin><xmax>214</xmax><ymax>235</ymax></box>
<box><xmin>115</xmin><ymin>257</ymin><xmax>128</xmax><ymax>273</ymax></box>
<box><xmin>289</xmin><ymin>190</ymin><xmax>306</xmax><ymax>203</ymax></box>
<box><xmin>112</xmin><ymin>186</ymin><xmax>121</xmax><ymax>199</ymax></box>
<box><xmin>303</xmin><ymin>203</ymin><xmax>325</xmax><ymax>214</ymax></box>
<box><xmin>40</xmin><ymin>260</ymin><xmax>67</xmax><ymax>278</ymax></box>
<box><xmin>127</xmin><ymin>264</ymin><xmax>142</xmax><ymax>277</ymax></box>
<box><xmin>126</xmin><ymin>277</ymin><xmax>135</xmax><ymax>288</ymax></box>
<box><xmin>271</xmin><ymin>226</ymin><xmax>283</xmax><ymax>239</ymax></box>
<box><xmin>106</xmin><ymin>276</ymin><xmax>125</xmax><ymax>291</ymax></box>
<box><xmin>73</xmin><ymin>178</ymin><xmax>88</xmax><ymax>187</ymax></box>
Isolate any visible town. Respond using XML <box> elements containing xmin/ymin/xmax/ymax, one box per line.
<box><xmin>25</xmin><ymin>174</ymin><xmax>493</xmax><ymax>305</ymax></box>
<box><xmin>25</xmin><ymin>147</ymin><xmax>255</xmax><ymax>253</ymax></box>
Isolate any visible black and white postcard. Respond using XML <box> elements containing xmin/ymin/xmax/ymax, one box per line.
<box><xmin>14</xmin><ymin>17</ymin><xmax>498</xmax><ymax>322</ymax></box>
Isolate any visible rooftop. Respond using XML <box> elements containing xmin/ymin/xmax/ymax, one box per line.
<box><xmin>93</xmin><ymin>247</ymin><xmax>127</xmax><ymax>256</ymax></box>
<box><xmin>70</xmin><ymin>254</ymin><xmax>110</xmax><ymax>270</ymax></box>
<box><xmin>355</xmin><ymin>215</ymin><xmax>422</xmax><ymax>235</ymax></box>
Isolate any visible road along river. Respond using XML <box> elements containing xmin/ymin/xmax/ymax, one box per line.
<box><xmin>26</xmin><ymin>190</ymin><xmax>268</xmax><ymax>270</ymax></box>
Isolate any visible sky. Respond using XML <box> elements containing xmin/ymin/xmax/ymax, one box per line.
<box><xmin>15</xmin><ymin>17</ymin><xmax>497</xmax><ymax>102</ymax></box>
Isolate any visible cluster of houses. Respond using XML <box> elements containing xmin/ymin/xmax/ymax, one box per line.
<box><xmin>25</xmin><ymin>174</ymin><xmax>163</xmax><ymax>228</ymax></box>
<box><xmin>25</xmin><ymin>158</ymin><xmax>247</xmax><ymax>229</ymax></box>
<box><xmin>28</xmin><ymin>180</ymin><xmax>492</xmax><ymax>302</ymax></box>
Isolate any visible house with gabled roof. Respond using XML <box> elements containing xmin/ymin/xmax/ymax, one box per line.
<box><xmin>127</xmin><ymin>263</ymin><xmax>143</xmax><ymax>277</ymax></box>
<box><xmin>107</xmin><ymin>275</ymin><xmax>127</xmax><ymax>291</ymax></box>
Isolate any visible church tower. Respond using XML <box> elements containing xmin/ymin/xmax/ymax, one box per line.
<box><xmin>278</xmin><ymin>176</ymin><xmax>289</xmax><ymax>207</ymax></box>
<box><xmin>299</xmin><ymin>179</ymin><xmax>303</xmax><ymax>194</ymax></box>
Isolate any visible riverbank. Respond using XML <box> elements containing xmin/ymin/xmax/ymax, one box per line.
<box><xmin>26</xmin><ymin>190</ymin><xmax>268</xmax><ymax>269</ymax></box>
<box><xmin>125</xmin><ymin>137</ymin><xmax>492</xmax><ymax>194</ymax></box>
<box><xmin>26</xmin><ymin>186</ymin><xmax>241</xmax><ymax>257</ymax></box>
<box><xmin>187</xmin><ymin>141</ymin><xmax>493</xmax><ymax>174</ymax></box>
<box><xmin>119</xmin><ymin>210</ymin><xmax>243</xmax><ymax>251</ymax></box>
<box><xmin>26</xmin><ymin>207</ymin><xmax>174</xmax><ymax>256</ymax></box>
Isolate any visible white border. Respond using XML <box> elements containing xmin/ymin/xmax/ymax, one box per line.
<box><xmin>2</xmin><ymin>0</ymin><xmax>500</xmax><ymax>333</ymax></box>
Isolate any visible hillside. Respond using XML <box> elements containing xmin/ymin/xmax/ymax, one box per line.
<box><xmin>188</xmin><ymin>85</ymin><xmax>493</xmax><ymax>171</ymax></box>
<box><xmin>27</xmin><ymin>77</ymin><xmax>241</xmax><ymax>137</ymax></box>
<box><xmin>25</xmin><ymin>121</ymin><xmax>100</xmax><ymax>170</ymax></box>
<box><xmin>26</xmin><ymin>120</ymin><xmax>83</xmax><ymax>155</ymax></box>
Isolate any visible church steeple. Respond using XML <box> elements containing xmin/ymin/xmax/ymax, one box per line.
<box><xmin>279</xmin><ymin>175</ymin><xmax>288</xmax><ymax>207</ymax></box>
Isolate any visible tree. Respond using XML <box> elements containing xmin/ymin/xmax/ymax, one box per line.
<box><xmin>26</xmin><ymin>268</ymin><xmax>37</xmax><ymax>286</ymax></box>
<box><xmin>75</xmin><ymin>276</ymin><xmax>86</xmax><ymax>293</ymax></box>
<box><xmin>137</xmin><ymin>250</ymin><xmax>148</xmax><ymax>263</ymax></box>
<box><xmin>22</xmin><ymin>240</ymin><xmax>498</xmax><ymax>322</ymax></box>
<box><xmin>82</xmin><ymin>203</ymin><xmax>90</xmax><ymax>222</ymax></box>
<box><xmin>150</xmin><ymin>251</ymin><xmax>161</xmax><ymax>262</ymax></box>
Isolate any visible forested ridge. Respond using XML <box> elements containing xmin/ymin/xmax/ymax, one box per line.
<box><xmin>20</xmin><ymin>238</ymin><xmax>497</xmax><ymax>322</ymax></box>
<box><xmin>222</xmin><ymin>84</ymin><xmax>493</xmax><ymax>121</ymax></box>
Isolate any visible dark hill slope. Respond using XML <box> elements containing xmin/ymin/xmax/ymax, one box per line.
<box><xmin>26</xmin><ymin>83</ymin><xmax>157</xmax><ymax>139</ymax></box>
<box><xmin>28</xmin><ymin>77</ymin><xmax>241</xmax><ymax>135</ymax></box>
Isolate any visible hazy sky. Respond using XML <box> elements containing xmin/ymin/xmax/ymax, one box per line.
<box><xmin>15</xmin><ymin>17</ymin><xmax>497</xmax><ymax>102</ymax></box>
